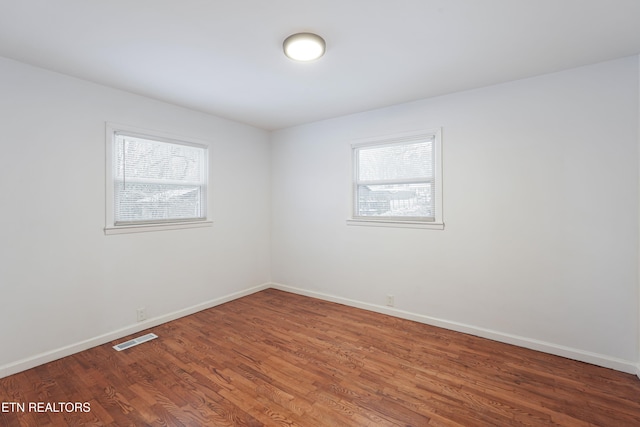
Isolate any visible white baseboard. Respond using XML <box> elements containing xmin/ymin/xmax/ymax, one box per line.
<box><xmin>269</xmin><ymin>282</ymin><xmax>639</xmax><ymax>375</ymax></box>
<box><xmin>0</xmin><ymin>283</ymin><xmax>270</xmax><ymax>379</ymax></box>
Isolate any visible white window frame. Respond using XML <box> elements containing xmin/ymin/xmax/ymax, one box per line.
<box><xmin>104</xmin><ymin>122</ymin><xmax>212</xmax><ymax>235</ymax></box>
<box><xmin>347</xmin><ymin>129</ymin><xmax>444</xmax><ymax>230</ymax></box>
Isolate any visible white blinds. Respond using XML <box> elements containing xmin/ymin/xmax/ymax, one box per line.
<box><xmin>358</xmin><ymin>140</ymin><xmax>433</xmax><ymax>182</ymax></box>
<box><xmin>355</xmin><ymin>137</ymin><xmax>434</xmax><ymax>220</ymax></box>
<box><xmin>114</xmin><ymin>133</ymin><xmax>207</xmax><ymax>224</ymax></box>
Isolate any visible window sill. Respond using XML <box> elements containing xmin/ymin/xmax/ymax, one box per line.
<box><xmin>104</xmin><ymin>220</ymin><xmax>213</xmax><ymax>235</ymax></box>
<box><xmin>346</xmin><ymin>219</ymin><xmax>444</xmax><ymax>230</ymax></box>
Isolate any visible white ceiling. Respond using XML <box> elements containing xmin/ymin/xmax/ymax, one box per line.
<box><xmin>1</xmin><ymin>0</ymin><xmax>640</xmax><ymax>130</ymax></box>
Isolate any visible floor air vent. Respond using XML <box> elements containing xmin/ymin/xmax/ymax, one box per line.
<box><xmin>113</xmin><ymin>333</ymin><xmax>158</xmax><ymax>351</ymax></box>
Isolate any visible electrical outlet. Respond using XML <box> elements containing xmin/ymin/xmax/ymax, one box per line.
<box><xmin>136</xmin><ymin>307</ymin><xmax>147</xmax><ymax>322</ymax></box>
<box><xmin>386</xmin><ymin>295</ymin><xmax>395</xmax><ymax>307</ymax></box>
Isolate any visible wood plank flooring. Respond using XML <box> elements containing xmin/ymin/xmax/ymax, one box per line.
<box><xmin>1</xmin><ymin>289</ymin><xmax>640</xmax><ymax>426</ymax></box>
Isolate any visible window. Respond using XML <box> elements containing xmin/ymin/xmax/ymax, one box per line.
<box><xmin>105</xmin><ymin>123</ymin><xmax>211</xmax><ymax>234</ymax></box>
<box><xmin>348</xmin><ymin>129</ymin><xmax>443</xmax><ymax>229</ymax></box>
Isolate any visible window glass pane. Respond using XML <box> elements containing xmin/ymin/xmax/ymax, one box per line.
<box><xmin>357</xmin><ymin>183</ymin><xmax>433</xmax><ymax>218</ymax></box>
<box><xmin>358</xmin><ymin>140</ymin><xmax>432</xmax><ymax>181</ymax></box>
<box><xmin>114</xmin><ymin>134</ymin><xmax>206</xmax><ymax>223</ymax></box>
<box><xmin>115</xmin><ymin>182</ymin><xmax>203</xmax><ymax>222</ymax></box>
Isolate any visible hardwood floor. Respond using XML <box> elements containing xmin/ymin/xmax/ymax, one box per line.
<box><xmin>1</xmin><ymin>289</ymin><xmax>640</xmax><ymax>426</ymax></box>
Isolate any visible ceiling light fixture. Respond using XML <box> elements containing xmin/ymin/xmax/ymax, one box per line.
<box><xmin>283</xmin><ymin>33</ymin><xmax>326</xmax><ymax>62</ymax></box>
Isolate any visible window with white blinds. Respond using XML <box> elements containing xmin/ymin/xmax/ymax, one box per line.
<box><xmin>105</xmin><ymin>124</ymin><xmax>210</xmax><ymax>234</ymax></box>
<box><xmin>350</xmin><ymin>129</ymin><xmax>443</xmax><ymax>228</ymax></box>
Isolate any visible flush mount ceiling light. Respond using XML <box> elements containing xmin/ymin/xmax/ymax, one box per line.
<box><xmin>283</xmin><ymin>32</ymin><xmax>326</xmax><ymax>61</ymax></box>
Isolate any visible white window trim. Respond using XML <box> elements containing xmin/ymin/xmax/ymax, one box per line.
<box><xmin>347</xmin><ymin>128</ymin><xmax>444</xmax><ymax>230</ymax></box>
<box><xmin>104</xmin><ymin>122</ymin><xmax>212</xmax><ymax>235</ymax></box>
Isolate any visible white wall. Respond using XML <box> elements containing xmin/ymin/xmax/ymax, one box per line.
<box><xmin>0</xmin><ymin>57</ymin><xmax>271</xmax><ymax>376</ymax></box>
<box><xmin>271</xmin><ymin>56</ymin><xmax>639</xmax><ymax>370</ymax></box>
<box><xmin>638</xmin><ymin>54</ymin><xmax>640</xmax><ymax>378</ymax></box>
